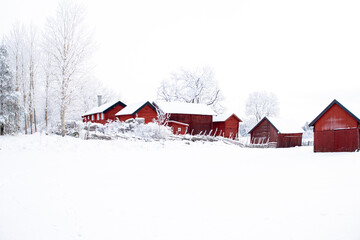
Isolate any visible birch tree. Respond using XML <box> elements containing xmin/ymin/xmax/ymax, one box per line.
<box><xmin>44</xmin><ymin>1</ymin><xmax>92</xmax><ymax>136</ymax></box>
<box><xmin>25</xmin><ymin>25</ymin><xmax>40</xmax><ymax>134</ymax></box>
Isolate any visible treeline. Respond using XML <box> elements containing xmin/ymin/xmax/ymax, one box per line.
<box><xmin>0</xmin><ymin>1</ymin><xmax>118</xmax><ymax>136</ymax></box>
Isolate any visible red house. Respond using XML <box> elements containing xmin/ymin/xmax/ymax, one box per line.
<box><xmin>248</xmin><ymin>117</ymin><xmax>303</xmax><ymax>148</ymax></box>
<box><xmin>82</xmin><ymin>98</ymin><xmax>126</xmax><ymax>124</ymax></box>
<box><xmin>309</xmin><ymin>99</ymin><xmax>360</xmax><ymax>152</ymax></box>
<box><xmin>153</xmin><ymin>101</ymin><xmax>216</xmax><ymax>135</ymax></box>
<box><xmin>115</xmin><ymin>101</ymin><xmax>158</xmax><ymax>124</ymax></box>
<box><xmin>213</xmin><ymin>113</ymin><xmax>242</xmax><ymax>139</ymax></box>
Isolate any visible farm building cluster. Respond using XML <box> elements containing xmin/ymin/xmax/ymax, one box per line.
<box><xmin>82</xmin><ymin>96</ymin><xmax>242</xmax><ymax>138</ymax></box>
<box><xmin>82</xmin><ymin>97</ymin><xmax>360</xmax><ymax>152</ymax></box>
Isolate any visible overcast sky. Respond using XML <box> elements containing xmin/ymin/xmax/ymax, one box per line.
<box><xmin>1</xmin><ymin>0</ymin><xmax>360</xmax><ymax>124</ymax></box>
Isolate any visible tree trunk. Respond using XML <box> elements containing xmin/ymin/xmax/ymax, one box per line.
<box><xmin>44</xmin><ymin>64</ymin><xmax>50</xmax><ymax>134</ymax></box>
<box><xmin>45</xmin><ymin>98</ymin><xmax>48</xmax><ymax>133</ymax></box>
<box><xmin>24</xmin><ymin>113</ymin><xmax>27</xmax><ymax>134</ymax></box>
<box><xmin>29</xmin><ymin>105</ymin><xmax>33</xmax><ymax>134</ymax></box>
<box><xmin>61</xmin><ymin>108</ymin><xmax>66</xmax><ymax>137</ymax></box>
<box><xmin>22</xmin><ymin>61</ymin><xmax>27</xmax><ymax>134</ymax></box>
<box><xmin>34</xmin><ymin>108</ymin><xmax>37</xmax><ymax>132</ymax></box>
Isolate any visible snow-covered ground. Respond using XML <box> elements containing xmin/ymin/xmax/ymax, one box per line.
<box><xmin>0</xmin><ymin>134</ymin><xmax>359</xmax><ymax>240</ymax></box>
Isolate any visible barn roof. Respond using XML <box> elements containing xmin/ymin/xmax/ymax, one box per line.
<box><xmin>82</xmin><ymin>100</ymin><xmax>126</xmax><ymax>117</ymax></box>
<box><xmin>248</xmin><ymin>117</ymin><xmax>303</xmax><ymax>134</ymax></box>
<box><xmin>115</xmin><ymin>101</ymin><xmax>157</xmax><ymax>116</ymax></box>
<box><xmin>153</xmin><ymin>101</ymin><xmax>216</xmax><ymax>116</ymax></box>
<box><xmin>309</xmin><ymin>99</ymin><xmax>360</xmax><ymax>127</ymax></box>
<box><xmin>213</xmin><ymin>113</ymin><xmax>242</xmax><ymax>122</ymax></box>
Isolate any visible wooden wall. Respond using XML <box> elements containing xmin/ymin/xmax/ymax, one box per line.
<box><xmin>313</xmin><ymin>103</ymin><xmax>360</xmax><ymax>152</ymax></box>
<box><xmin>277</xmin><ymin>133</ymin><xmax>303</xmax><ymax>148</ymax></box>
<box><xmin>169</xmin><ymin>114</ymin><xmax>213</xmax><ymax>135</ymax></box>
<box><xmin>213</xmin><ymin>115</ymin><xmax>240</xmax><ymax>138</ymax></box>
<box><xmin>250</xmin><ymin>119</ymin><xmax>278</xmax><ymax>144</ymax></box>
<box><xmin>117</xmin><ymin>105</ymin><xmax>157</xmax><ymax>124</ymax></box>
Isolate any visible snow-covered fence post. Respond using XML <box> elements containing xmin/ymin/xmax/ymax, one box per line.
<box><xmin>213</xmin><ymin>128</ymin><xmax>218</xmax><ymax>137</ymax></box>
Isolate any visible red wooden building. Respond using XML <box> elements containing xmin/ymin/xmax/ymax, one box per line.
<box><xmin>82</xmin><ymin>99</ymin><xmax>126</xmax><ymax>124</ymax></box>
<box><xmin>309</xmin><ymin>99</ymin><xmax>360</xmax><ymax>152</ymax></box>
<box><xmin>213</xmin><ymin>113</ymin><xmax>242</xmax><ymax>139</ymax></box>
<box><xmin>167</xmin><ymin>120</ymin><xmax>189</xmax><ymax>135</ymax></box>
<box><xmin>115</xmin><ymin>101</ymin><xmax>158</xmax><ymax>124</ymax></box>
<box><xmin>153</xmin><ymin>101</ymin><xmax>216</xmax><ymax>135</ymax></box>
<box><xmin>248</xmin><ymin>117</ymin><xmax>303</xmax><ymax>148</ymax></box>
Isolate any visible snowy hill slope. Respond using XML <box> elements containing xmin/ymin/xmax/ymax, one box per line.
<box><xmin>0</xmin><ymin>134</ymin><xmax>359</xmax><ymax>240</ymax></box>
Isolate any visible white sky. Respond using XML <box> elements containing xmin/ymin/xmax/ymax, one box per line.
<box><xmin>1</xmin><ymin>0</ymin><xmax>360</xmax><ymax>124</ymax></box>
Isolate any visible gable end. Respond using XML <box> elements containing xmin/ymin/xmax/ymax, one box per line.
<box><xmin>309</xmin><ymin>99</ymin><xmax>360</xmax><ymax>127</ymax></box>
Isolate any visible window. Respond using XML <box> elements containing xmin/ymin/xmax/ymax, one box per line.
<box><xmin>178</xmin><ymin>127</ymin><xmax>181</xmax><ymax>132</ymax></box>
<box><xmin>91</xmin><ymin>115</ymin><xmax>94</xmax><ymax>121</ymax></box>
<box><xmin>101</xmin><ymin>113</ymin><xmax>104</xmax><ymax>120</ymax></box>
<box><xmin>97</xmin><ymin>113</ymin><xmax>99</xmax><ymax>120</ymax></box>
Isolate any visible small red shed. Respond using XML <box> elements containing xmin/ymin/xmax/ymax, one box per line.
<box><xmin>153</xmin><ymin>101</ymin><xmax>216</xmax><ymax>135</ymax></box>
<box><xmin>248</xmin><ymin>117</ymin><xmax>303</xmax><ymax>148</ymax></box>
<box><xmin>115</xmin><ymin>101</ymin><xmax>158</xmax><ymax>124</ymax></box>
<box><xmin>82</xmin><ymin>100</ymin><xmax>126</xmax><ymax>124</ymax></box>
<box><xmin>167</xmin><ymin>120</ymin><xmax>189</xmax><ymax>135</ymax></box>
<box><xmin>213</xmin><ymin>113</ymin><xmax>242</xmax><ymax>139</ymax></box>
<box><xmin>309</xmin><ymin>99</ymin><xmax>360</xmax><ymax>152</ymax></box>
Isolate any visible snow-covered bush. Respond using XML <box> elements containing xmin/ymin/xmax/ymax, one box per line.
<box><xmin>51</xmin><ymin>120</ymin><xmax>84</xmax><ymax>137</ymax></box>
<box><xmin>80</xmin><ymin>118</ymin><xmax>172</xmax><ymax>141</ymax></box>
<box><xmin>132</xmin><ymin>122</ymin><xmax>172</xmax><ymax>140</ymax></box>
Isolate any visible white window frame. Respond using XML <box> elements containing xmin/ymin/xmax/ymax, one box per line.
<box><xmin>91</xmin><ymin>115</ymin><xmax>94</xmax><ymax>121</ymax></box>
<box><xmin>101</xmin><ymin>113</ymin><xmax>104</xmax><ymax>120</ymax></box>
<box><xmin>97</xmin><ymin>113</ymin><xmax>100</xmax><ymax>120</ymax></box>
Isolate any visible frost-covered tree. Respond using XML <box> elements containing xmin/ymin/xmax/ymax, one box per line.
<box><xmin>44</xmin><ymin>1</ymin><xmax>93</xmax><ymax>136</ymax></box>
<box><xmin>245</xmin><ymin>91</ymin><xmax>279</xmax><ymax>122</ymax></box>
<box><xmin>157</xmin><ymin>66</ymin><xmax>224</xmax><ymax>113</ymax></box>
<box><xmin>0</xmin><ymin>46</ymin><xmax>21</xmax><ymax>135</ymax></box>
<box><xmin>6</xmin><ymin>24</ymin><xmax>26</xmax><ymax>133</ymax></box>
<box><xmin>25</xmin><ymin>25</ymin><xmax>41</xmax><ymax>134</ymax></box>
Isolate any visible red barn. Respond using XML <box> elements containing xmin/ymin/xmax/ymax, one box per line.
<box><xmin>248</xmin><ymin>117</ymin><xmax>303</xmax><ymax>148</ymax></box>
<box><xmin>115</xmin><ymin>101</ymin><xmax>158</xmax><ymax>124</ymax></box>
<box><xmin>309</xmin><ymin>99</ymin><xmax>360</xmax><ymax>152</ymax></box>
<box><xmin>167</xmin><ymin>120</ymin><xmax>189</xmax><ymax>135</ymax></box>
<box><xmin>153</xmin><ymin>101</ymin><xmax>216</xmax><ymax>135</ymax></box>
<box><xmin>82</xmin><ymin>99</ymin><xmax>126</xmax><ymax>124</ymax></box>
<box><xmin>213</xmin><ymin>113</ymin><xmax>242</xmax><ymax>139</ymax></box>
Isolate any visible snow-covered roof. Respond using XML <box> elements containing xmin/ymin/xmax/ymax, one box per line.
<box><xmin>82</xmin><ymin>100</ymin><xmax>126</xmax><ymax>117</ymax></box>
<box><xmin>153</xmin><ymin>101</ymin><xmax>216</xmax><ymax>116</ymax></box>
<box><xmin>213</xmin><ymin>113</ymin><xmax>241</xmax><ymax>122</ymax></box>
<box><xmin>115</xmin><ymin>101</ymin><xmax>156</xmax><ymax>116</ymax></box>
<box><xmin>267</xmin><ymin>117</ymin><xmax>304</xmax><ymax>133</ymax></box>
<box><xmin>249</xmin><ymin>117</ymin><xmax>303</xmax><ymax>134</ymax></box>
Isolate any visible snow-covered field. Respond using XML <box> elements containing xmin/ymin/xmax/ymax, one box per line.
<box><xmin>0</xmin><ymin>134</ymin><xmax>359</xmax><ymax>240</ymax></box>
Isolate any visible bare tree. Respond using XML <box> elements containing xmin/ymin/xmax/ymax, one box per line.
<box><xmin>245</xmin><ymin>91</ymin><xmax>279</xmax><ymax>122</ymax></box>
<box><xmin>25</xmin><ymin>25</ymin><xmax>40</xmax><ymax>134</ymax></box>
<box><xmin>42</xmin><ymin>51</ymin><xmax>53</xmax><ymax>133</ymax></box>
<box><xmin>44</xmin><ymin>0</ymin><xmax>92</xmax><ymax>136</ymax></box>
<box><xmin>157</xmin><ymin>66</ymin><xmax>224</xmax><ymax>113</ymax></box>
